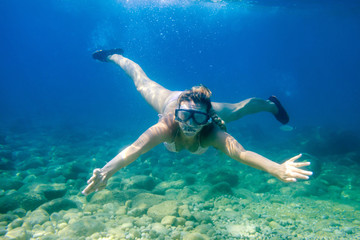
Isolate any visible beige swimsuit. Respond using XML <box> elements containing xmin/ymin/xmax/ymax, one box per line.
<box><xmin>164</xmin><ymin>139</ymin><xmax>208</xmax><ymax>155</ymax></box>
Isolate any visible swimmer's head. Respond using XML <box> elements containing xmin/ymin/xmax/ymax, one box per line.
<box><xmin>177</xmin><ymin>85</ymin><xmax>212</xmax><ymax>112</ymax></box>
<box><xmin>175</xmin><ymin>85</ymin><xmax>226</xmax><ymax>136</ymax></box>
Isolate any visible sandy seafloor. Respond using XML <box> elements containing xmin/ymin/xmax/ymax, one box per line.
<box><xmin>0</xmin><ymin>123</ymin><xmax>359</xmax><ymax>240</ymax></box>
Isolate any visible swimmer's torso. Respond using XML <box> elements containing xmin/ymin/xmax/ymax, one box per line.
<box><xmin>158</xmin><ymin>91</ymin><xmax>212</xmax><ymax>154</ymax></box>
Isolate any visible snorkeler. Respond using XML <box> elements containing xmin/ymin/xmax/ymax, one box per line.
<box><xmin>82</xmin><ymin>48</ymin><xmax>312</xmax><ymax>195</ymax></box>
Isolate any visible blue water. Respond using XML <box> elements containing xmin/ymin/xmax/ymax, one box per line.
<box><xmin>1</xmin><ymin>0</ymin><xmax>360</xmax><ymax>134</ymax></box>
<box><xmin>1</xmin><ymin>1</ymin><xmax>360</xmax><ymax>238</ymax></box>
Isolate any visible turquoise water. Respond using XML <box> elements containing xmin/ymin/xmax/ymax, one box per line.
<box><xmin>1</xmin><ymin>124</ymin><xmax>359</xmax><ymax>239</ymax></box>
<box><xmin>1</xmin><ymin>0</ymin><xmax>360</xmax><ymax>239</ymax></box>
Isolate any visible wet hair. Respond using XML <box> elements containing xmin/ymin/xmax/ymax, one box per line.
<box><xmin>177</xmin><ymin>85</ymin><xmax>227</xmax><ymax>131</ymax></box>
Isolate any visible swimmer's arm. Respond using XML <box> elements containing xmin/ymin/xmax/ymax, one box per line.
<box><xmin>209</xmin><ymin>130</ymin><xmax>312</xmax><ymax>182</ymax></box>
<box><xmin>102</xmin><ymin>122</ymin><xmax>170</xmax><ymax>179</ymax></box>
<box><xmin>82</xmin><ymin>122</ymin><xmax>170</xmax><ymax>195</ymax></box>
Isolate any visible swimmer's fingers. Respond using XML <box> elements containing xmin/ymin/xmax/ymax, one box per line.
<box><xmin>281</xmin><ymin>170</ymin><xmax>309</xmax><ymax>183</ymax></box>
<box><xmin>283</xmin><ymin>165</ymin><xmax>313</xmax><ymax>181</ymax></box>
<box><xmin>284</xmin><ymin>154</ymin><xmax>312</xmax><ymax>173</ymax></box>
<box><xmin>289</xmin><ymin>169</ymin><xmax>311</xmax><ymax>179</ymax></box>
<box><xmin>82</xmin><ymin>178</ymin><xmax>106</xmax><ymax>195</ymax></box>
<box><xmin>82</xmin><ymin>168</ymin><xmax>107</xmax><ymax>195</ymax></box>
<box><xmin>278</xmin><ymin>154</ymin><xmax>313</xmax><ymax>182</ymax></box>
<box><xmin>292</xmin><ymin>166</ymin><xmax>313</xmax><ymax>176</ymax></box>
<box><xmin>291</xmin><ymin>161</ymin><xmax>311</xmax><ymax>168</ymax></box>
<box><xmin>286</xmin><ymin>154</ymin><xmax>302</xmax><ymax>163</ymax></box>
<box><xmin>82</xmin><ymin>181</ymin><xmax>96</xmax><ymax>196</ymax></box>
<box><xmin>87</xmin><ymin>168</ymin><xmax>102</xmax><ymax>184</ymax></box>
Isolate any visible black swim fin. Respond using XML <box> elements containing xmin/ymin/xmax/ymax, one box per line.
<box><xmin>268</xmin><ymin>96</ymin><xmax>289</xmax><ymax>124</ymax></box>
<box><xmin>92</xmin><ymin>48</ymin><xmax>124</xmax><ymax>62</ymax></box>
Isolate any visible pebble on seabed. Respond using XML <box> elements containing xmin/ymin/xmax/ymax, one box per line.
<box><xmin>1</xmin><ymin>130</ymin><xmax>360</xmax><ymax>239</ymax></box>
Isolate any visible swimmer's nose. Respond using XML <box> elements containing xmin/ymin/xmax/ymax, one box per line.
<box><xmin>186</xmin><ymin>118</ymin><xmax>196</xmax><ymax>126</ymax></box>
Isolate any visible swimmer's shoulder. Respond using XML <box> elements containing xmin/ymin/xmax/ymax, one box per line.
<box><xmin>200</xmin><ymin>123</ymin><xmax>224</xmax><ymax>147</ymax></box>
<box><xmin>158</xmin><ymin>113</ymin><xmax>179</xmax><ymax>138</ymax></box>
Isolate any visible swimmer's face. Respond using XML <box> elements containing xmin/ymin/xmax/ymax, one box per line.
<box><xmin>176</xmin><ymin>100</ymin><xmax>210</xmax><ymax>137</ymax></box>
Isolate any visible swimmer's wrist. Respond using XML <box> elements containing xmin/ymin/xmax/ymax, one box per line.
<box><xmin>101</xmin><ymin>150</ymin><xmax>128</xmax><ymax>180</ymax></box>
<box><xmin>269</xmin><ymin>164</ymin><xmax>284</xmax><ymax>179</ymax></box>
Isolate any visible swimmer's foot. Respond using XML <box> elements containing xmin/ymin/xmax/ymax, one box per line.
<box><xmin>268</xmin><ymin>96</ymin><xmax>289</xmax><ymax>124</ymax></box>
<box><xmin>92</xmin><ymin>48</ymin><xmax>124</xmax><ymax>62</ymax></box>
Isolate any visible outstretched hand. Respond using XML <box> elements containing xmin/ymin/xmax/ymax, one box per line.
<box><xmin>276</xmin><ymin>154</ymin><xmax>313</xmax><ymax>182</ymax></box>
<box><xmin>82</xmin><ymin>168</ymin><xmax>108</xmax><ymax>195</ymax></box>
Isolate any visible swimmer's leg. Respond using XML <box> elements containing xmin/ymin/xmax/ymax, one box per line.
<box><xmin>93</xmin><ymin>49</ymin><xmax>174</xmax><ymax>114</ymax></box>
<box><xmin>212</xmin><ymin>96</ymin><xmax>289</xmax><ymax>124</ymax></box>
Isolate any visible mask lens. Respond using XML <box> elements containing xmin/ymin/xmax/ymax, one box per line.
<box><xmin>176</xmin><ymin>110</ymin><xmax>191</xmax><ymax>122</ymax></box>
<box><xmin>193</xmin><ymin>112</ymin><xmax>209</xmax><ymax>125</ymax></box>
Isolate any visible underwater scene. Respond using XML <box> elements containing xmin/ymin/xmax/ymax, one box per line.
<box><xmin>1</xmin><ymin>0</ymin><xmax>360</xmax><ymax>239</ymax></box>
